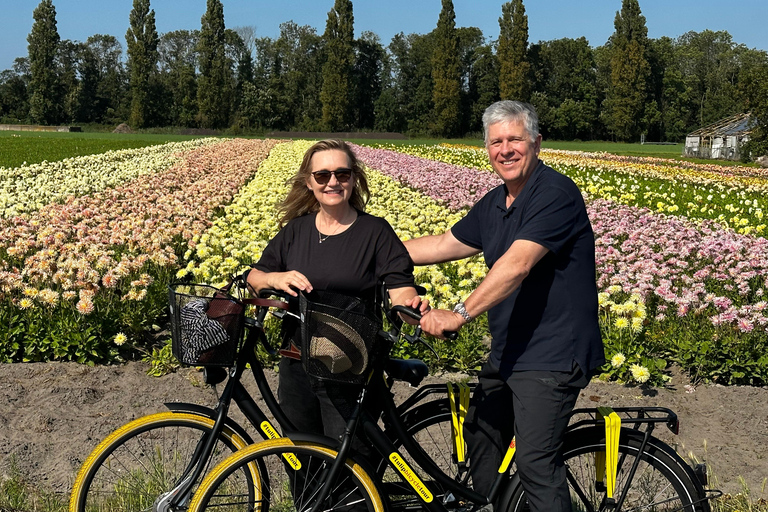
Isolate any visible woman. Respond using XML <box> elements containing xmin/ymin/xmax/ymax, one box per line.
<box><xmin>246</xmin><ymin>139</ymin><xmax>426</xmax><ymax>443</ymax></box>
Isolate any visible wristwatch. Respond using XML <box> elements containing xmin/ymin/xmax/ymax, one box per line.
<box><xmin>453</xmin><ymin>302</ymin><xmax>473</xmax><ymax>323</ymax></box>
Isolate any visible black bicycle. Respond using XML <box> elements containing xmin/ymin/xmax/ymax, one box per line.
<box><xmin>186</xmin><ymin>296</ymin><xmax>720</xmax><ymax>512</ymax></box>
<box><xmin>68</xmin><ymin>277</ymin><xmax>471</xmax><ymax>512</ymax></box>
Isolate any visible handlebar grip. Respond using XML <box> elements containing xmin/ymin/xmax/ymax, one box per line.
<box><xmin>391</xmin><ymin>304</ymin><xmax>422</xmax><ymax>321</ymax></box>
<box><xmin>390</xmin><ymin>306</ymin><xmax>460</xmax><ymax>340</ymax></box>
<box><xmin>259</xmin><ymin>288</ymin><xmax>290</xmax><ymax>299</ymax></box>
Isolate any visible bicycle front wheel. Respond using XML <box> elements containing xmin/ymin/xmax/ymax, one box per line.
<box><xmin>504</xmin><ymin>426</ymin><xmax>702</xmax><ymax>512</ymax></box>
<box><xmin>69</xmin><ymin>411</ymin><xmax>254</xmax><ymax>512</ymax></box>
<box><xmin>189</xmin><ymin>438</ymin><xmax>386</xmax><ymax>512</ymax></box>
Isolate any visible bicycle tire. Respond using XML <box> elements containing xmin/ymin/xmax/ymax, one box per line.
<box><xmin>188</xmin><ymin>438</ymin><xmax>386</xmax><ymax>512</ymax></box>
<box><xmin>69</xmin><ymin>411</ymin><xmax>257</xmax><ymax>512</ymax></box>
<box><xmin>502</xmin><ymin>426</ymin><xmax>703</xmax><ymax>512</ymax></box>
<box><xmin>379</xmin><ymin>397</ymin><xmax>466</xmax><ymax>509</ymax></box>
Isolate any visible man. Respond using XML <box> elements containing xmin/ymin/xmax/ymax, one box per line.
<box><xmin>406</xmin><ymin>101</ymin><xmax>604</xmax><ymax>512</ymax></box>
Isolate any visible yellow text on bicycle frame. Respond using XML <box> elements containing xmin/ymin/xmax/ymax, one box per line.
<box><xmin>389</xmin><ymin>452</ymin><xmax>434</xmax><ymax>503</ymax></box>
<box><xmin>260</xmin><ymin>421</ymin><xmax>301</xmax><ymax>470</ymax></box>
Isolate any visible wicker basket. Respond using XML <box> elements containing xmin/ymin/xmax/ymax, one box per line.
<box><xmin>168</xmin><ymin>283</ymin><xmax>245</xmax><ymax>366</ymax></box>
<box><xmin>299</xmin><ymin>291</ymin><xmax>383</xmax><ymax>385</ymax></box>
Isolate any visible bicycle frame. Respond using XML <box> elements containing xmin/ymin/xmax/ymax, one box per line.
<box><xmin>154</xmin><ymin>292</ymin><xmax>459</xmax><ymax>511</ymax></box>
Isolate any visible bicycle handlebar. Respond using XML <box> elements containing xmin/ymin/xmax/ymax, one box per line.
<box><xmin>390</xmin><ymin>305</ymin><xmax>459</xmax><ymax>341</ymax></box>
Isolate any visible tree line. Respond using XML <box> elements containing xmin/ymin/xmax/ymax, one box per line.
<box><xmin>2</xmin><ymin>0</ymin><xmax>767</xmax><ymax>156</ymax></box>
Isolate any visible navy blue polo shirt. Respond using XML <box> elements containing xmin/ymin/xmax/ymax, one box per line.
<box><xmin>451</xmin><ymin>160</ymin><xmax>604</xmax><ymax>376</ymax></box>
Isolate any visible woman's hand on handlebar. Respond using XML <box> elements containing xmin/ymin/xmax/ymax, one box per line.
<box><xmin>402</xmin><ymin>295</ymin><xmax>430</xmax><ymax>325</ymax></box>
<box><xmin>247</xmin><ymin>268</ymin><xmax>313</xmax><ymax>297</ymax></box>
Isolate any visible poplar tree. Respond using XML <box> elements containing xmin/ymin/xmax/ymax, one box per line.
<box><xmin>497</xmin><ymin>0</ymin><xmax>531</xmax><ymax>102</ymax></box>
<box><xmin>603</xmin><ymin>0</ymin><xmax>652</xmax><ymax>140</ymax></box>
<box><xmin>125</xmin><ymin>0</ymin><xmax>158</xmax><ymax>128</ymax></box>
<box><xmin>431</xmin><ymin>0</ymin><xmax>461</xmax><ymax>137</ymax></box>
<box><xmin>320</xmin><ymin>0</ymin><xmax>355</xmax><ymax>131</ymax></box>
<box><xmin>27</xmin><ymin>0</ymin><xmax>61</xmax><ymax>125</ymax></box>
<box><xmin>197</xmin><ymin>0</ymin><xmax>231</xmax><ymax>129</ymax></box>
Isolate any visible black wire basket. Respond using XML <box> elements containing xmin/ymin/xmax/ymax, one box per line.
<box><xmin>168</xmin><ymin>283</ymin><xmax>245</xmax><ymax>366</ymax></box>
<box><xmin>299</xmin><ymin>291</ymin><xmax>384</xmax><ymax>386</ymax></box>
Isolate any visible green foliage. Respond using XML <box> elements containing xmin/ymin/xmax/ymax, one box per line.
<box><xmin>250</xmin><ymin>22</ymin><xmax>323</xmax><ymax>130</ymax></box>
<box><xmin>352</xmin><ymin>31</ymin><xmax>385</xmax><ymax>130</ymax></box>
<box><xmin>157</xmin><ymin>30</ymin><xmax>199</xmax><ymax>127</ymax></box>
<box><xmin>320</xmin><ymin>0</ymin><xmax>355</xmax><ymax>131</ymax></box>
<box><xmin>466</xmin><ymin>44</ymin><xmax>499</xmax><ymax>132</ymax></box>
<box><xmin>529</xmin><ymin>37</ymin><xmax>599</xmax><ymax>140</ymax></box>
<box><xmin>27</xmin><ymin>0</ymin><xmax>62</xmax><ymax>125</ymax></box>
<box><xmin>387</xmin><ymin>315</ymin><xmax>487</xmax><ymax>373</ymax></box>
<box><xmin>647</xmin><ymin>317</ymin><xmax>768</xmax><ymax>386</ymax></box>
<box><xmin>738</xmin><ymin>50</ymin><xmax>768</xmax><ymax>161</ymax></box>
<box><xmin>430</xmin><ymin>0</ymin><xmax>461</xmax><ymax>137</ymax></box>
<box><xmin>603</xmin><ymin>0</ymin><xmax>652</xmax><ymax>141</ymax></box>
<box><xmin>143</xmin><ymin>340</ymin><xmax>181</xmax><ymax>377</ymax></box>
<box><xmin>126</xmin><ymin>0</ymin><xmax>159</xmax><ymax>129</ymax></box>
<box><xmin>0</xmin><ymin>457</ymin><xmax>67</xmax><ymax>512</ymax></box>
<box><xmin>197</xmin><ymin>0</ymin><xmax>232</xmax><ymax>129</ymax></box>
<box><xmin>677</xmin><ymin>30</ymin><xmax>742</xmax><ymax>129</ymax></box>
<box><xmin>497</xmin><ymin>0</ymin><xmax>531</xmax><ymax>102</ymax></box>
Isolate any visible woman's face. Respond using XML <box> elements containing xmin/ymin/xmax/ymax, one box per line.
<box><xmin>306</xmin><ymin>149</ymin><xmax>356</xmax><ymax>209</ymax></box>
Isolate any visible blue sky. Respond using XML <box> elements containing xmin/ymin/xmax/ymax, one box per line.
<box><xmin>2</xmin><ymin>0</ymin><xmax>767</xmax><ymax>72</ymax></box>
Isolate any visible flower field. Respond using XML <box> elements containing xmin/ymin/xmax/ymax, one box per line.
<box><xmin>2</xmin><ymin>138</ymin><xmax>767</xmax><ymax>385</ymax></box>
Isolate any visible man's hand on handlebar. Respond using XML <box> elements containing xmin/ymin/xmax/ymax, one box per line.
<box><xmin>419</xmin><ymin>308</ymin><xmax>466</xmax><ymax>340</ymax></box>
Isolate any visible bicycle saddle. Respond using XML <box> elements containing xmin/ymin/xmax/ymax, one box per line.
<box><xmin>385</xmin><ymin>358</ymin><xmax>429</xmax><ymax>387</ymax></box>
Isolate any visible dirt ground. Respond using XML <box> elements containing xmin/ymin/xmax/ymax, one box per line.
<box><xmin>1</xmin><ymin>361</ymin><xmax>767</xmax><ymax>502</ymax></box>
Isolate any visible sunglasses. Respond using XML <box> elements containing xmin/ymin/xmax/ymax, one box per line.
<box><xmin>311</xmin><ymin>168</ymin><xmax>353</xmax><ymax>185</ymax></box>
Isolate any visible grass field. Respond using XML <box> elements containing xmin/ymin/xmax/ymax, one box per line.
<box><xmin>0</xmin><ymin>130</ymin><xmax>750</xmax><ymax>169</ymax></box>
<box><xmin>0</xmin><ymin>131</ymin><xmax>207</xmax><ymax>168</ymax></box>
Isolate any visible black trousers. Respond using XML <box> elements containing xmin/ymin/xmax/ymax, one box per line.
<box><xmin>277</xmin><ymin>357</ymin><xmax>376</xmax><ymax>461</ymax></box>
<box><xmin>465</xmin><ymin>361</ymin><xmax>589</xmax><ymax>512</ymax></box>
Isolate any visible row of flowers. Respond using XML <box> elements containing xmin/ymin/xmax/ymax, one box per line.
<box><xmin>1</xmin><ymin>138</ymin><xmax>279</xmax><ymax>362</ymax></box>
<box><xmin>369</xmin><ymin>143</ymin><xmax>767</xmax><ymax>236</ymax></box>
<box><xmin>0</xmin><ymin>139</ymin><xmax>217</xmax><ymax>219</ymax></box>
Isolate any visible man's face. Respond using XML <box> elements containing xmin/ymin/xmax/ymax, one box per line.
<box><xmin>486</xmin><ymin>121</ymin><xmax>542</xmax><ymax>194</ymax></box>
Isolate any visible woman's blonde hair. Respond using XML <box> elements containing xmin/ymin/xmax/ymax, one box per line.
<box><xmin>277</xmin><ymin>139</ymin><xmax>370</xmax><ymax>226</ymax></box>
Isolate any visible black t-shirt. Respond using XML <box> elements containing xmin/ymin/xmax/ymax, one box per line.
<box><xmin>451</xmin><ymin>160</ymin><xmax>604</xmax><ymax>375</ymax></box>
<box><xmin>254</xmin><ymin>210</ymin><xmax>415</xmax><ymax>303</ymax></box>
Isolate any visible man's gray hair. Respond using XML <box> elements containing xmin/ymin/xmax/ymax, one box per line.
<box><xmin>482</xmin><ymin>100</ymin><xmax>540</xmax><ymax>145</ymax></box>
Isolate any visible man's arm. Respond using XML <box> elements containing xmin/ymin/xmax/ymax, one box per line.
<box><xmin>419</xmin><ymin>239</ymin><xmax>549</xmax><ymax>338</ymax></box>
<box><xmin>404</xmin><ymin>230</ymin><xmax>480</xmax><ymax>265</ymax></box>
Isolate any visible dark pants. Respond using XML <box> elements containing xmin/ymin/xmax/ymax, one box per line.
<box><xmin>465</xmin><ymin>361</ymin><xmax>589</xmax><ymax>512</ymax></box>
<box><xmin>278</xmin><ymin>357</ymin><xmax>375</xmax><ymax>460</ymax></box>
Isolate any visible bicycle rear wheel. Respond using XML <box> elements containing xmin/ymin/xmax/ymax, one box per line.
<box><xmin>69</xmin><ymin>411</ymin><xmax>255</xmax><ymax>512</ymax></box>
<box><xmin>188</xmin><ymin>438</ymin><xmax>385</xmax><ymax>512</ymax></box>
<box><xmin>503</xmin><ymin>426</ymin><xmax>703</xmax><ymax>512</ymax></box>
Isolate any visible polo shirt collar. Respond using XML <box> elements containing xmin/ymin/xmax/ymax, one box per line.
<box><xmin>494</xmin><ymin>159</ymin><xmax>545</xmax><ymax>216</ymax></box>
